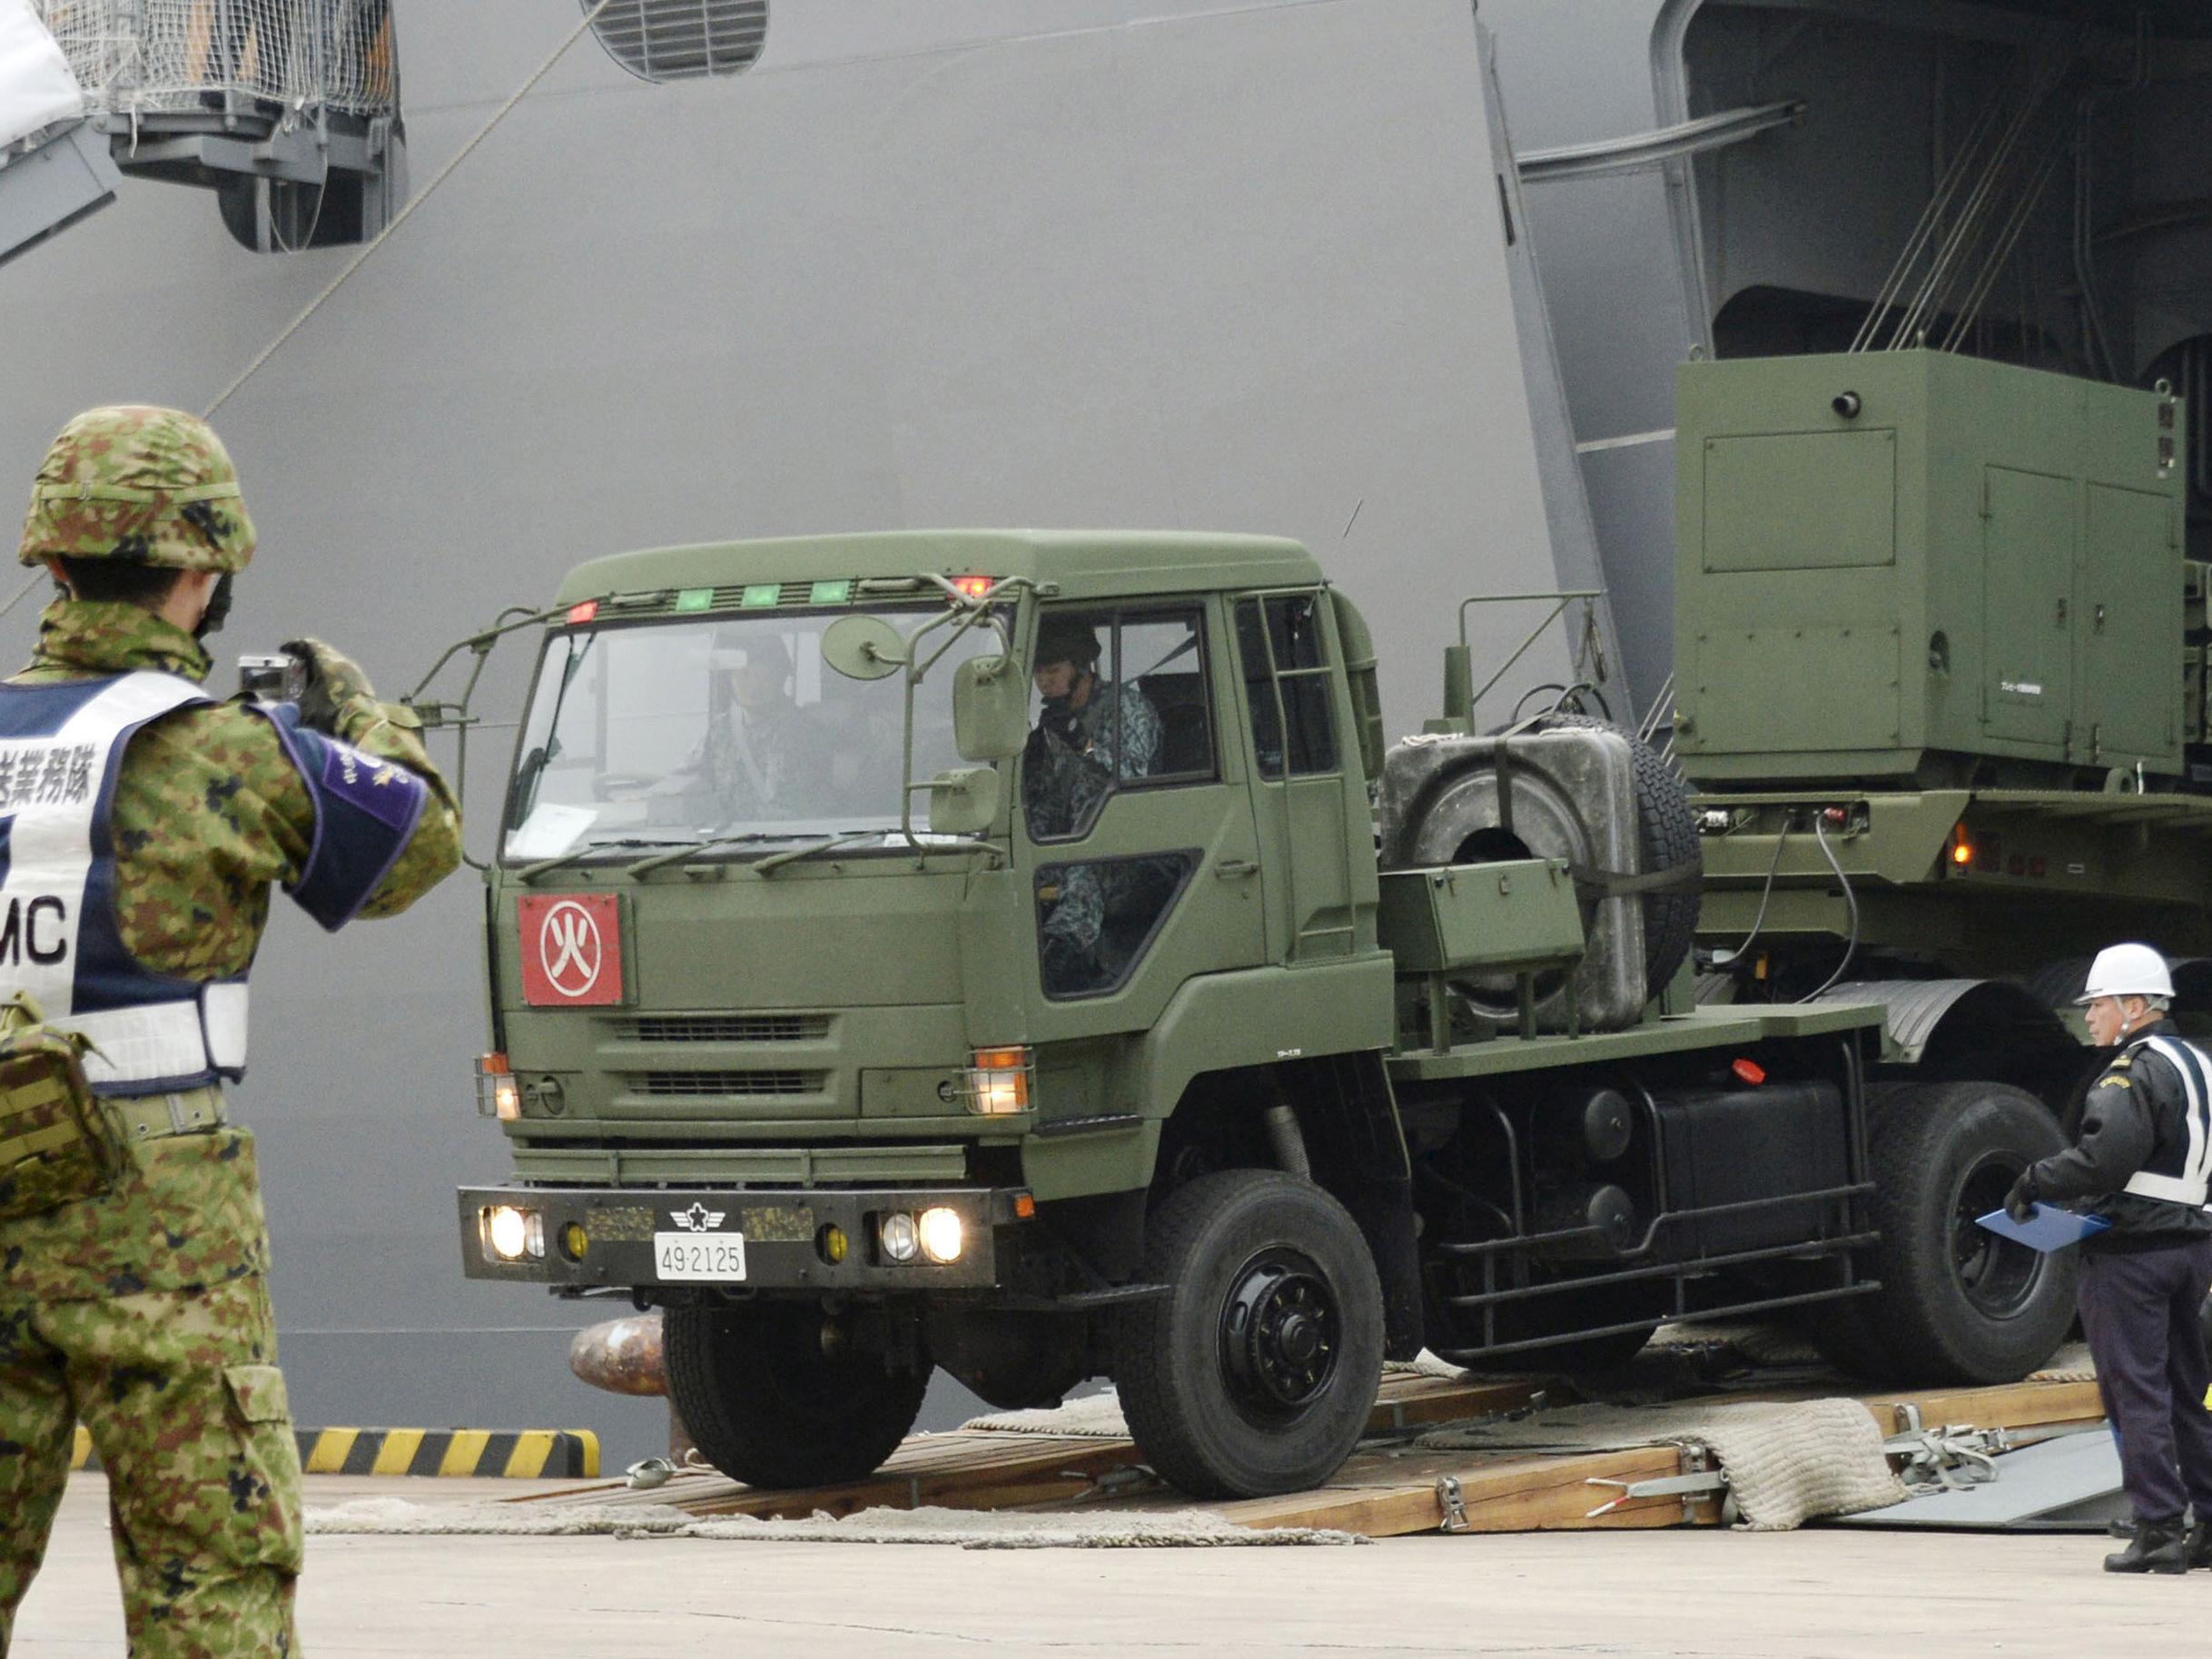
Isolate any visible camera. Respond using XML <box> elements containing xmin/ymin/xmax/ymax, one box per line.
<box><xmin>237</xmin><ymin>650</ymin><xmax>309</xmax><ymax>705</ymax></box>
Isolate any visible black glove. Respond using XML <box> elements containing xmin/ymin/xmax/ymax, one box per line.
<box><xmin>1038</xmin><ymin>702</ymin><xmax>1084</xmax><ymax>751</ymax></box>
<box><xmin>2004</xmin><ymin>1171</ymin><xmax>2038</xmax><ymax>1224</ymax></box>
<box><xmin>281</xmin><ymin>637</ymin><xmax>374</xmax><ymax>736</ymax></box>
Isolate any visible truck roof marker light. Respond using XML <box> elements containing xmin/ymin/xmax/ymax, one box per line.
<box><xmin>565</xmin><ymin>600</ymin><xmax>599</xmax><ymax>627</ymax></box>
<box><xmin>1731</xmin><ymin>1058</ymin><xmax>1766</xmax><ymax>1087</ymax></box>
<box><xmin>1013</xmin><ymin>1192</ymin><xmax>1036</xmax><ymax>1220</ymax></box>
<box><xmin>951</xmin><ymin>575</ymin><xmax>996</xmax><ymax>600</ymax></box>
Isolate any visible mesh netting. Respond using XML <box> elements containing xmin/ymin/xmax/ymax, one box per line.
<box><xmin>34</xmin><ymin>1</ymin><xmax>394</xmax><ymax>117</ymax></box>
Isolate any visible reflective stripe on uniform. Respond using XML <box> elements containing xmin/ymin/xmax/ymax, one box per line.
<box><xmin>2124</xmin><ymin>1035</ymin><xmax>2212</xmax><ymax>1209</ymax></box>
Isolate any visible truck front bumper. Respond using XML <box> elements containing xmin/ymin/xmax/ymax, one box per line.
<box><xmin>456</xmin><ymin>1183</ymin><xmax>1024</xmax><ymax>1291</ymax></box>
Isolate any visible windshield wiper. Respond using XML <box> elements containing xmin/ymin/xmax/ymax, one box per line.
<box><xmin>512</xmin><ymin>836</ymin><xmax>697</xmax><ymax>884</ymax></box>
<box><xmin>628</xmin><ymin>830</ymin><xmax>878</xmax><ymax>879</ymax></box>
<box><xmin>756</xmin><ymin>828</ymin><xmax>1002</xmax><ymax>877</ymax></box>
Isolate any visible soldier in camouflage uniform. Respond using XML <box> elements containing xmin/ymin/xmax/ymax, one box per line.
<box><xmin>0</xmin><ymin>407</ymin><xmax>460</xmax><ymax>1655</ymax></box>
<box><xmin>698</xmin><ymin>631</ymin><xmax>827</xmax><ymax>822</ymax></box>
<box><xmin>1022</xmin><ymin>615</ymin><xmax>1163</xmax><ymax>994</ymax></box>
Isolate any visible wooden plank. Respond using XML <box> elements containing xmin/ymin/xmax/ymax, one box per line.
<box><xmin>517</xmin><ymin>1373</ymin><xmax>2103</xmax><ymax>1539</ymax></box>
<box><xmin>1855</xmin><ymin>1378</ymin><xmax>2103</xmax><ymax>1435</ymax></box>
<box><xmin>520</xmin><ymin>1371</ymin><xmax>1549</xmax><ymax>1515</ymax></box>
<box><xmin>1220</xmin><ymin>1444</ymin><xmax>1712</xmax><ymax>1537</ymax></box>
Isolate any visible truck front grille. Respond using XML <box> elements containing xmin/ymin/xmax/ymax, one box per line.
<box><xmin>612</xmin><ymin>1013</ymin><xmax>832</xmax><ymax>1044</ymax></box>
<box><xmin>629</xmin><ymin>1071</ymin><xmax>825</xmax><ymax>1097</ymax></box>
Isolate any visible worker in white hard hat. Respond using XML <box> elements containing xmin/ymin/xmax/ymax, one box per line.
<box><xmin>2005</xmin><ymin>942</ymin><xmax>2212</xmax><ymax>1573</ymax></box>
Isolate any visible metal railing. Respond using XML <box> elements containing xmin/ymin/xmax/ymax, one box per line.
<box><xmin>35</xmin><ymin>1</ymin><xmax>396</xmax><ymax>119</ymax></box>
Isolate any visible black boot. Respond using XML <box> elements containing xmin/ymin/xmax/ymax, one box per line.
<box><xmin>2188</xmin><ymin>1523</ymin><xmax>2212</xmax><ymax>1570</ymax></box>
<box><xmin>2105</xmin><ymin>1518</ymin><xmax>2188</xmax><ymax>1574</ymax></box>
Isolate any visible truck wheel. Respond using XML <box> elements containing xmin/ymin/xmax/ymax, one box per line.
<box><xmin>1112</xmin><ymin>1169</ymin><xmax>1384</xmax><ymax>1499</ymax></box>
<box><xmin>1531</xmin><ymin>714</ymin><xmax>1701</xmax><ymax>995</ymax></box>
<box><xmin>1842</xmin><ymin>1080</ymin><xmax>2076</xmax><ymax>1385</ymax></box>
<box><xmin>663</xmin><ymin>1300</ymin><xmax>929</xmax><ymax>1488</ymax></box>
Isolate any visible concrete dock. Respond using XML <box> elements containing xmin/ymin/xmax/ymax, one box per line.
<box><xmin>9</xmin><ymin>1472</ymin><xmax>2203</xmax><ymax>1658</ymax></box>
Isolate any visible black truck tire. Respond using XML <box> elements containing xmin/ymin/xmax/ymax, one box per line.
<box><xmin>2022</xmin><ymin>957</ymin><xmax>2093</xmax><ymax>1012</ymax></box>
<box><xmin>1530</xmin><ymin>714</ymin><xmax>1701</xmax><ymax>996</ymax></box>
<box><xmin>1112</xmin><ymin>1169</ymin><xmax>1384</xmax><ymax>1499</ymax></box>
<box><xmin>1837</xmin><ymin>1079</ymin><xmax>2077</xmax><ymax>1386</ymax></box>
<box><xmin>664</xmin><ymin>1300</ymin><xmax>929</xmax><ymax>1488</ymax></box>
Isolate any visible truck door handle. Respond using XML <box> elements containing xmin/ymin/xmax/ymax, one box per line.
<box><xmin>1214</xmin><ymin>859</ymin><xmax>1259</xmax><ymax>879</ymax></box>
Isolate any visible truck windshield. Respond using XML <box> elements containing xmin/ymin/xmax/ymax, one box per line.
<box><xmin>502</xmin><ymin>610</ymin><xmax>999</xmax><ymax>863</ymax></box>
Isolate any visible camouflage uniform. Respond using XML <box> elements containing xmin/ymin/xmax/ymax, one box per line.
<box><xmin>0</xmin><ymin>409</ymin><xmax>459</xmax><ymax>1656</ymax></box>
<box><xmin>1022</xmin><ymin>679</ymin><xmax>1162</xmax><ymax>988</ymax></box>
<box><xmin>701</xmin><ymin>702</ymin><xmax>830</xmax><ymax>822</ymax></box>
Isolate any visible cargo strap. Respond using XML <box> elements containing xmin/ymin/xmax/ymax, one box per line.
<box><xmin>1565</xmin><ymin>863</ymin><xmax>1703</xmax><ymax>901</ymax></box>
<box><xmin>104</xmin><ymin>1086</ymin><xmax>226</xmax><ymax>1143</ymax></box>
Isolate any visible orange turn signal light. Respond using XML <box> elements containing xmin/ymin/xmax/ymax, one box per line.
<box><xmin>476</xmin><ymin>1052</ymin><xmax>520</xmax><ymax>1121</ymax></box>
<box><xmin>966</xmin><ymin>1047</ymin><xmax>1032</xmax><ymax>1115</ymax></box>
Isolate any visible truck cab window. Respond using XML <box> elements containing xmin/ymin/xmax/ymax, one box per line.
<box><xmin>502</xmin><ymin>609</ymin><xmax>991</xmax><ymax>864</ymax></box>
<box><xmin>1022</xmin><ymin>607</ymin><xmax>1210</xmax><ymax>844</ymax></box>
<box><xmin>1236</xmin><ymin>594</ymin><xmax>1338</xmax><ymax>778</ymax></box>
<box><xmin>1024</xmin><ymin>605</ymin><xmax>1213</xmax><ymax>998</ymax></box>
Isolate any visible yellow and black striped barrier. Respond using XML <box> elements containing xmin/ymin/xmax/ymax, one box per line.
<box><xmin>73</xmin><ymin>1425</ymin><xmax>598</xmax><ymax>1478</ymax></box>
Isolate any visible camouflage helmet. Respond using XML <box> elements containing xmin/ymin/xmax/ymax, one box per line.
<box><xmin>18</xmin><ymin>406</ymin><xmax>255</xmax><ymax>573</ymax></box>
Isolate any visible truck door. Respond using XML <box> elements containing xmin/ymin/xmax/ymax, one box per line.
<box><xmin>1232</xmin><ymin>591</ymin><xmax>1357</xmax><ymax>963</ymax></box>
<box><xmin>1018</xmin><ymin>600</ymin><xmax>1267</xmax><ymax>1032</ymax></box>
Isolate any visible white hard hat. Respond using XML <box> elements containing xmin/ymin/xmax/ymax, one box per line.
<box><xmin>2077</xmin><ymin>943</ymin><xmax>2175</xmax><ymax>1004</ymax></box>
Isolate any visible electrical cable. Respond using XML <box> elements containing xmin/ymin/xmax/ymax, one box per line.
<box><xmin>1711</xmin><ymin>819</ymin><xmax>1788</xmax><ymax>972</ymax></box>
<box><xmin>1511</xmin><ymin>683</ymin><xmax>1566</xmax><ymax>721</ymax></box>
<box><xmin>1552</xmin><ymin>682</ymin><xmax>1613</xmax><ymax>721</ymax></box>
<box><xmin>1798</xmin><ymin>813</ymin><xmax>1861</xmax><ymax>1004</ymax></box>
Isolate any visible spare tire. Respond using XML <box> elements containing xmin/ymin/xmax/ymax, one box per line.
<box><xmin>1531</xmin><ymin>714</ymin><xmax>1701</xmax><ymax>997</ymax></box>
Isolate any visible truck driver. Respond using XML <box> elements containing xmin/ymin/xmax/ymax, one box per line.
<box><xmin>1023</xmin><ymin>614</ymin><xmax>1161</xmax><ymax>992</ymax></box>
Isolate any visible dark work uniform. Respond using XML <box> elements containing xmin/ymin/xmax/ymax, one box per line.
<box><xmin>2027</xmin><ymin>1031</ymin><xmax>2212</xmax><ymax>1526</ymax></box>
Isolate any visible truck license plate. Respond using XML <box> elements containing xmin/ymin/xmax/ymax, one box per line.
<box><xmin>653</xmin><ymin>1231</ymin><xmax>747</xmax><ymax>1281</ymax></box>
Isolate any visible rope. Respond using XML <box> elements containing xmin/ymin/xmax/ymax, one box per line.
<box><xmin>200</xmin><ymin>0</ymin><xmax>617</xmax><ymax>422</ymax></box>
<box><xmin>0</xmin><ymin>570</ymin><xmax>50</xmax><ymax>626</ymax></box>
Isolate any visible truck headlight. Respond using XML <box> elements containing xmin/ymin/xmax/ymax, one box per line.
<box><xmin>483</xmin><ymin>1205</ymin><xmax>544</xmax><ymax>1261</ymax></box>
<box><xmin>917</xmin><ymin>1207</ymin><xmax>964</xmax><ymax>1264</ymax></box>
<box><xmin>879</xmin><ymin>1212</ymin><xmax>919</xmax><ymax>1263</ymax></box>
<box><xmin>965</xmin><ymin>1046</ymin><xmax>1031</xmax><ymax>1115</ymax></box>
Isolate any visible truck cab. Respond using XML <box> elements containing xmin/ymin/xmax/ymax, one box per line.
<box><xmin>459</xmin><ymin>528</ymin><xmax>2070</xmax><ymax>1499</ymax></box>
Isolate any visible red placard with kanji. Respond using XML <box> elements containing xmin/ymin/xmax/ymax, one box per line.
<box><xmin>518</xmin><ymin>894</ymin><xmax>624</xmax><ymax>1007</ymax></box>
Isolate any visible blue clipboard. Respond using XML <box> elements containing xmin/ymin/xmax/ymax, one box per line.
<box><xmin>1975</xmin><ymin>1202</ymin><xmax>2113</xmax><ymax>1252</ymax></box>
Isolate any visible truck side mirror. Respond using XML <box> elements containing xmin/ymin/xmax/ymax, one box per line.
<box><xmin>822</xmin><ymin>615</ymin><xmax>907</xmax><ymax>681</ymax></box>
<box><xmin>926</xmin><ymin>766</ymin><xmax>1002</xmax><ymax>835</ymax></box>
<box><xmin>953</xmin><ymin>656</ymin><xmax>1028</xmax><ymax>761</ymax></box>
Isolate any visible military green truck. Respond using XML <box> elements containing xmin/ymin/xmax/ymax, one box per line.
<box><xmin>453</xmin><ymin>514</ymin><xmax>2085</xmax><ymax>1500</ymax></box>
